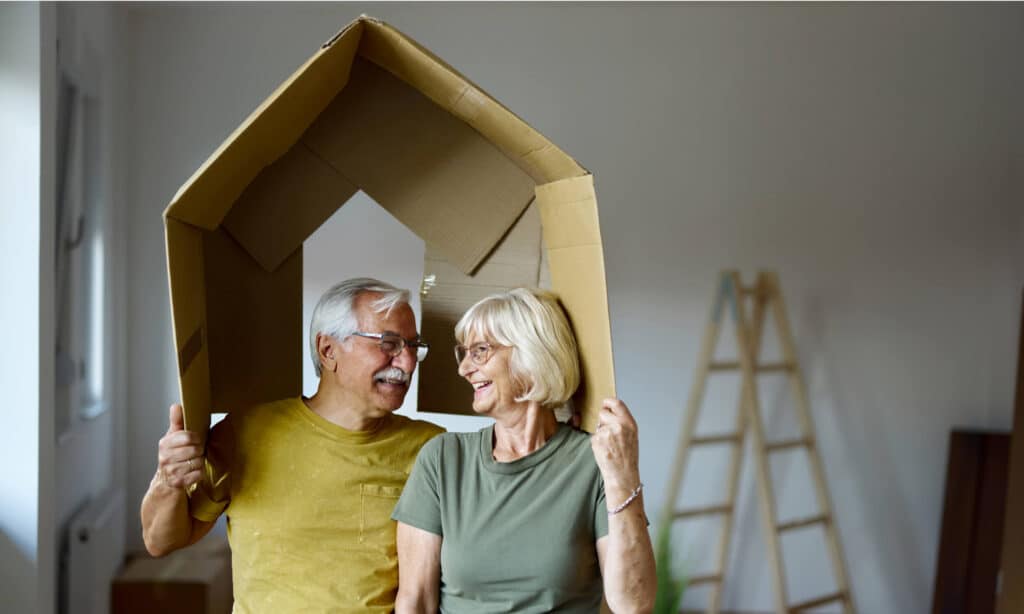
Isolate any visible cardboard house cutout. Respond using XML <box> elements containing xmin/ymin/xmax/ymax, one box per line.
<box><xmin>164</xmin><ymin>15</ymin><xmax>614</xmax><ymax>436</ymax></box>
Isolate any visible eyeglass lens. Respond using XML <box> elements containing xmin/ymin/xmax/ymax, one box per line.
<box><xmin>454</xmin><ymin>343</ymin><xmax>492</xmax><ymax>366</ymax></box>
<box><xmin>377</xmin><ymin>334</ymin><xmax>429</xmax><ymax>362</ymax></box>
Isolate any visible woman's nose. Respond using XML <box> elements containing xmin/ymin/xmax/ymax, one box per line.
<box><xmin>457</xmin><ymin>356</ymin><xmax>474</xmax><ymax>378</ymax></box>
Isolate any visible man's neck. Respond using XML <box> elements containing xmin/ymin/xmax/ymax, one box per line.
<box><xmin>304</xmin><ymin>387</ymin><xmax>385</xmax><ymax>432</ymax></box>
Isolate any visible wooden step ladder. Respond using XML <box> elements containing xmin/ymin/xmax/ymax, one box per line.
<box><xmin>663</xmin><ymin>271</ymin><xmax>854</xmax><ymax>614</ymax></box>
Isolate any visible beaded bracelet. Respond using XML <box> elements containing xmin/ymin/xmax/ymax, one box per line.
<box><xmin>608</xmin><ymin>482</ymin><xmax>643</xmax><ymax>515</ymax></box>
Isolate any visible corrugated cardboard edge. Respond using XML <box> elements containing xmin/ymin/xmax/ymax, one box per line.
<box><xmin>164</xmin><ymin>218</ymin><xmax>212</xmax><ymax>436</ymax></box>
<box><xmin>535</xmin><ymin>174</ymin><xmax>615</xmax><ymax>433</ymax></box>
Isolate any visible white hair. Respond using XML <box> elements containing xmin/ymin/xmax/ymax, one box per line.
<box><xmin>309</xmin><ymin>278</ymin><xmax>411</xmax><ymax>378</ymax></box>
<box><xmin>455</xmin><ymin>287</ymin><xmax>580</xmax><ymax>409</ymax></box>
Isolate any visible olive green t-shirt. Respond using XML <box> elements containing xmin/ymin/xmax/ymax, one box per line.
<box><xmin>188</xmin><ymin>397</ymin><xmax>444</xmax><ymax>614</ymax></box>
<box><xmin>392</xmin><ymin>423</ymin><xmax>608</xmax><ymax>613</ymax></box>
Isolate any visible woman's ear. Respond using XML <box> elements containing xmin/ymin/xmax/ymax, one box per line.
<box><xmin>509</xmin><ymin>365</ymin><xmax>534</xmax><ymax>401</ymax></box>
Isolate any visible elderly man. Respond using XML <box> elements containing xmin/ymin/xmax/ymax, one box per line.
<box><xmin>140</xmin><ymin>278</ymin><xmax>444</xmax><ymax>613</ymax></box>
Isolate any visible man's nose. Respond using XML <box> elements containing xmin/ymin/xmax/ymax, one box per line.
<box><xmin>392</xmin><ymin>345</ymin><xmax>417</xmax><ymax>371</ymax></box>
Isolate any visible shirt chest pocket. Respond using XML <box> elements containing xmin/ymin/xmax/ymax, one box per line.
<box><xmin>359</xmin><ymin>483</ymin><xmax>403</xmax><ymax>554</ymax></box>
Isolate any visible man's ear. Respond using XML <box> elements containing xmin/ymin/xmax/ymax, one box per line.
<box><xmin>316</xmin><ymin>333</ymin><xmax>338</xmax><ymax>374</ymax></box>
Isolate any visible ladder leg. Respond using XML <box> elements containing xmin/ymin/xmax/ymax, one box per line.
<box><xmin>732</xmin><ymin>272</ymin><xmax>789</xmax><ymax>614</ymax></box>
<box><xmin>708</xmin><ymin>276</ymin><xmax>770</xmax><ymax>614</ymax></box>
<box><xmin>663</xmin><ymin>273</ymin><xmax>732</xmax><ymax>516</ymax></box>
<box><xmin>708</xmin><ymin>415</ymin><xmax>745</xmax><ymax>614</ymax></box>
<box><xmin>766</xmin><ymin>273</ymin><xmax>855</xmax><ymax>613</ymax></box>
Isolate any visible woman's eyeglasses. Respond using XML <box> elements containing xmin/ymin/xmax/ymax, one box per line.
<box><xmin>454</xmin><ymin>342</ymin><xmax>499</xmax><ymax>366</ymax></box>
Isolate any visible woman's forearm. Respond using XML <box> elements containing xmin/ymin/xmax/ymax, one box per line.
<box><xmin>395</xmin><ymin>589</ymin><xmax>438</xmax><ymax>614</ymax></box>
<box><xmin>602</xmin><ymin>487</ymin><xmax>656</xmax><ymax>614</ymax></box>
<box><xmin>395</xmin><ymin>522</ymin><xmax>442</xmax><ymax>614</ymax></box>
<box><xmin>591</xmin><ymin>399</ymin><xmax>657</xmax><ymax>612</ymax></box>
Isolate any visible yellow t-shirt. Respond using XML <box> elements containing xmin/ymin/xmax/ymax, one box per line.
<box><xmin>189</xmin><ymin>397</ymin><xmax>444</xmax><ymax>614</ymax></box>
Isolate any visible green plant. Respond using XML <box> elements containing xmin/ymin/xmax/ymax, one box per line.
<box><xmin>652</xmin><ymin>519</ymin><xmax>687</xmax><ymax>614</ymax></box>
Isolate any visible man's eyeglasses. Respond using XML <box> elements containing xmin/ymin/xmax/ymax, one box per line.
<box><xmin>454</xmin><ymin>342</ymin><xmax>499</xmax><ymax>366</ymax></box>
<box><xmin>351</xmin><ymin>332</ymin><xmax>429</xmax><ymax>362</ymax></box>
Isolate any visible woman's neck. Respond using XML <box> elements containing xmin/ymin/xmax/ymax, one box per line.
<box><xmin>491</xmin><ymin>402</ymin><xmax>559</xmax><ymax>462</ymax></box>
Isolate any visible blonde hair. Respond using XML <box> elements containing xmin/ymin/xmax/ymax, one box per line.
<box><xmin>455</xmin><ymin>287</ymin><xmax>580</xmax><ymax>408</ymax></box>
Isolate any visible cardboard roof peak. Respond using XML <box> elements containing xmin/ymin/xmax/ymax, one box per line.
<box><xmin>164</xmin><ymin>15</ymin><xmax>614</xmax><ymax>434</ymax></box>
<box><xmin>165</xmin><ymin>15</ymin><xmax>586</xmax><ymax>275</ymax></box>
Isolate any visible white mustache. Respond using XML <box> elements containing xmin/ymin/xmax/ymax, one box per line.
<box><xmin>373</xmin><ymin>367</ymin><xmax>410</xmax><ymax>384</ymax></box>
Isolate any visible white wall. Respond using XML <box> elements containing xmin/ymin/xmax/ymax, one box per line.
<box><xmin>119</xmin><ymin>4</ymin><xmax>1024</xmax><ymax>612</ymax></box>
<box><xmin>51</xmin><ymin>5</ymin><xmax>130</xmax><ymax>614</ymax></box>
<box><xmin>1</xmin><ymin>5</ymin><xmax>125</xmax><ymax>612</ymax></box>
<box><xmin>0</xmin><ymin>4</ymin><xmax>44</xmax><ymax>611</ymax></box>
<box><xmin>1</xmin><ymin>3</ymin><xmax>57</xmax><ymax>613</ymax></box>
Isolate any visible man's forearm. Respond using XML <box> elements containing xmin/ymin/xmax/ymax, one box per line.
<box><xmin>140</xmin><ymin>471</ymin><xmax>194</xmax><ymax>557</ymax></box>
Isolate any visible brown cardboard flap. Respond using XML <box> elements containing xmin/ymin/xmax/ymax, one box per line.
<box><xmin>534</xmin><ymin>176</ymin><xmax>603</xmax><ymax>248</ymax></box>
<box><xmin>202</xmin><ymin>228</ymin><xmax>303</xmax><ymax>413</ymax></box>
<box><xmin>418</xmin><ymin>203</ymin><xmax>543</xmax><ymax>414</ymax></box>
<box><xmin>165</xmin><ymin>218</ymin><xmax>212</xmax><ymax>433</ymax></box>
<box><xmin>222</xmin><ymin>142</ymin><xmax>358</xmax><ymax>273</ymax></box>
<box><xmin>547</xmin><ymin>246</ymin><xmax>616</xmax><ymax>433</ymax></box>
<box><xmin>536</xmin><ymin>175</ymin><xmax>614</xmax><ymax>432</ymax></box>
<box><xmin>422</xmin><ymin>203</ymin><xmax>543</xmax><ymax>308</ymax></box>
<box><xmin>358</xmin><ymin>19</ymin><xmax>584</xmax><ymax>185</ymax></box>
<box><xmin>165</xmin><ymin>20</ymin><xmax>364</xmax><ymax>230</ymax></box>
<box><xmin>303</xmin><ymin>57</ymin><xmax>535</xmax><ymax>275</ymax></box>
<box><xmin>165</xmin><ymin>219</ymin><xmax>206</xmax><ymax>356</ymax></box>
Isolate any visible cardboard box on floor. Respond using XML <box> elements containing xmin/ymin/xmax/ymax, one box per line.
<box><xmin>165</xmin><ymin>15</ymin><xmax>614</xmax><ymax>435</ymax></box>
<box><xmin>111</xmin><ymin>536</ymin><xmax>232</xmax><ymax>614</ymax></box>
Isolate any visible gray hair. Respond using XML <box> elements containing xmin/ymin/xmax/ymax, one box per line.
<box><xmin>309</xmin><ymin>278</ymin><xmax>411</xmax><ymax>377</ymax></box>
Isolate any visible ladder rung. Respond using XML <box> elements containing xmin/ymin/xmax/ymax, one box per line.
<box><xmin>757</xmin><ymin>362</ymin><xmax>794</xmax><ymax>373</ymax></box>
<box><xmin>691</xmin><ymin>433</ymin><xmax>742</xmax><ymax>446</ymax></box>
<box><xmin>789</xmin><ymin>590</ymin><xmax>846</xmax><ymax>611</ymax></box>
<box><xmin>739</xmin><ymin>285</ymin><xmax>759</xmax><ymax>296</ymax></box>
<box><xmin>708</xmin><ymin>361</ymin><xmax>794</xmax><ymax>373</ymax></box>
<box><xmin>777</xmin><ymin>514</ymin><xmax>829</xmax><ymax>533</ymax></box>
<box><xmin>765</xmin><ymin>438</ymin><xmax>811</xmax><ymax>453</ymax></box>
<box><xmin>673</xmin><ymin>504</ymin><xmax>732</xmax><ymax>519</ymax></box>
<box><xmin>687</xmin><ymin>573</ymin><xmax>723</xmax><ymax>586</ymax></box>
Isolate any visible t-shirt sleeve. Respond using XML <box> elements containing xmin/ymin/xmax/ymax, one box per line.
<box><xmin>188</xmin><ymin>415</ymin><xmax>235</xmax><ymax>522</ymax></box>
<box><xmin>594</xmin><ymin>476</ymin><xmax>609</xmax><ymax>539</ymax></box>
<box><xmin>392</xmin><ymin>435</ymin><xmax>444</xmax><ymax>536</ymax></box>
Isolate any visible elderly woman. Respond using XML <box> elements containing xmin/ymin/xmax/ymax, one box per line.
<box><xmin>392</xmin><ymin>288</ymin><xmax>656</xmax><ymax>613</ymax></box>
